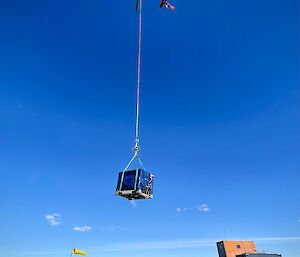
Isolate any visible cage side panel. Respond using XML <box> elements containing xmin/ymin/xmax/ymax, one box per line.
<box><xmin>121</xmin><ymin>170</ymin><xmax>136</xmax><ymax>191</ymax></box>
<box><xmin>136</xmin><ymin>169</ymin><xmax>144</xmax><ymax>192</ymax></box>
<box><xmin>138</xmin><ymin>170</ymin><xmax>154</xmax><ymax>195</ymax></box>
<box><xmin>149</xmin><ymin>172</ymin><xmax>154</xmax><ymax>195</ymax></box>
<box><xmin>134</xmin><ymin>169</ymin><xmax>140</xmax><ymax>191</ymax></box>
<box><xmin>116</xmin><ymin>172</ymin><xmax>123</xmax><ymax>192</ymax></box>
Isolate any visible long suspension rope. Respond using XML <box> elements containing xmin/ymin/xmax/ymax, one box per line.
<box><xmin>122</xmin><ymin>0</ymin><xmax>144</xmax><ymax>174</ymax></box>
<box><xmin>133</xmin><ymin>0</ymin><xmax>143</xmax><ymax>154</ymax></box>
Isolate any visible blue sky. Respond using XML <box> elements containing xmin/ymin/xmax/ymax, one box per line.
<box><xmin>0</xmin><ymin>0</ymin><xmax>299</xmax><ymax>257</ymax></box>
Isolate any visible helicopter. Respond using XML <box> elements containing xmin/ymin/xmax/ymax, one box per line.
<box><xmin>159</xmin><ymin>0</ymin><xmax>175</xmax><ymax>10</ymax></box>
<box><xmin>135</xmin><ymin>0</ymin><xmax>175</xmax><ymax>12</ymax></box>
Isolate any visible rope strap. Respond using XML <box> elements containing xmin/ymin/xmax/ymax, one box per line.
<box><xmin>133</xmin><ymin>0</ymin><xmax>143</xmax><ymax>154</ymax></box>
<box><xmin>118</xmin><ymin>153</ymin><xmax>146</xmax><ymax>192</ymax></box>
<box><xmin>122</xmin><ymin>153</ymin><xmax>146</xmax><ymax>172</ymax></box>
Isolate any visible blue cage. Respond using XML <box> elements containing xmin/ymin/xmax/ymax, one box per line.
<box><xmin>116</xmin><ymin>169</ymin><xmax>154</xmax><ymax>200</ymax></box>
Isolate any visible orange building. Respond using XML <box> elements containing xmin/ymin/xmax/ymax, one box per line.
<box><xmin>216</xmin><ymin>240</ymin><xmax>257</xmax><ymax>257</ymax></box>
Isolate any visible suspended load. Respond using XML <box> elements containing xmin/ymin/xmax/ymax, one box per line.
<box><xmin>116</xmin><ymin>168</ymin><xmax>154</xmax><ymax>200</ymax></box>
<box><xmin>116</xmin><ymin>0</ymin><xmax>174</xmax><ymax>200</ymax></box>
<box><xmin>116</xmin><ymin>149</ymin><xmax>154</xmax><ymax>200</ymax></box>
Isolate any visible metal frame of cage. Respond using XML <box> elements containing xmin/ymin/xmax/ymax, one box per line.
<box><xmin>116</xmin><ymin>169</ymin><xmax>154</xmax><ymax>200</ymax></box>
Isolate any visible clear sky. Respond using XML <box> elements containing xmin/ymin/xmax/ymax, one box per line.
<box><xmin>0</xmin><ymin>0</ymin><xmax>299</xmax><ymax>257</ymax></box>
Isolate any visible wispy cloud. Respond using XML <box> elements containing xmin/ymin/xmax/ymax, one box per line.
<box><xmin>176</xmin><ymin>204</ymin><xmax>210</xmax><ymax>213</ymax></box>
<box><xmin>130</xmin><ymin>200</ymin><xmax>137</xmax><ymax>207</ymax></box>
<box><xmin>297</xmin><ymin>219</ymin><xmax>300</xmax><ymax>223</ymax></box>
<box><xmin>89</xmin><ymin>236</ymin><xmax>300</xmax><ymax>252</ymax></box>
<box><xmin>253</xmin><ymin>236</ymin><xmax>300</xmax><ymax>242</ymax></box>
<box><xmin>45</xmin><ymin>213</ymin><xmax>61</xmax><ymax>226</ymax></box>
<box><xmin>176</xmin><ymin>207</ymin><xmax>191</xmax><ymax>212</ymax></box>
<box><xmin>9</xmin><ymin>236</ymin><xmax>300</xmax><ymax>255</ymax></box>
<box><xmin>101</xmin><ymin>226</ymin><xmax>121</xmax><ymax>232</ymax></box>
<box><xmin>73</xmin><ymin>226</ymin><xmax>92</xmax><ymax>232</ymax></box>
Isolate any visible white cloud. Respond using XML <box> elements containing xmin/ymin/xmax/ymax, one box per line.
<box><xmin>45</xmin><ymin>213</ymin><xmax>61</xmax><ymax>226</ymax></box>
<box><xmin>101</xmin><ymin>226</ymin><xmax>121</xmax><ymax>232</ymax></box>
<box><xmin>176</xmin><ymin>204</ymin><xmax>210</xmax><ymax>213</ymax></box>
<box><xmin>130</xmin><ymin>200</ymin><xmax>137</xmax><ymax>207</ymax></box>
<box><xmin>74</xmin><ymin>226</ymin><xmax>92</xmax><ymax>232</ymax></box>
<box><xmin>197</xmin><ymin>204</ymin><xmax>210</xmax><ymax>212</ymax></box>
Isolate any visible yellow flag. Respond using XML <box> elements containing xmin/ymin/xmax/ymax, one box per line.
<box><xmin>72</xmin><ymin>249</ymin><xmax>88</xmax><ymax>256</ymax></box>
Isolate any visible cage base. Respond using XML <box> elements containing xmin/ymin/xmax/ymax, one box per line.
<box><xmin>116</xmin><ymin>190</ymin><xmax>153</xmax><ymax>200</ymax></box>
